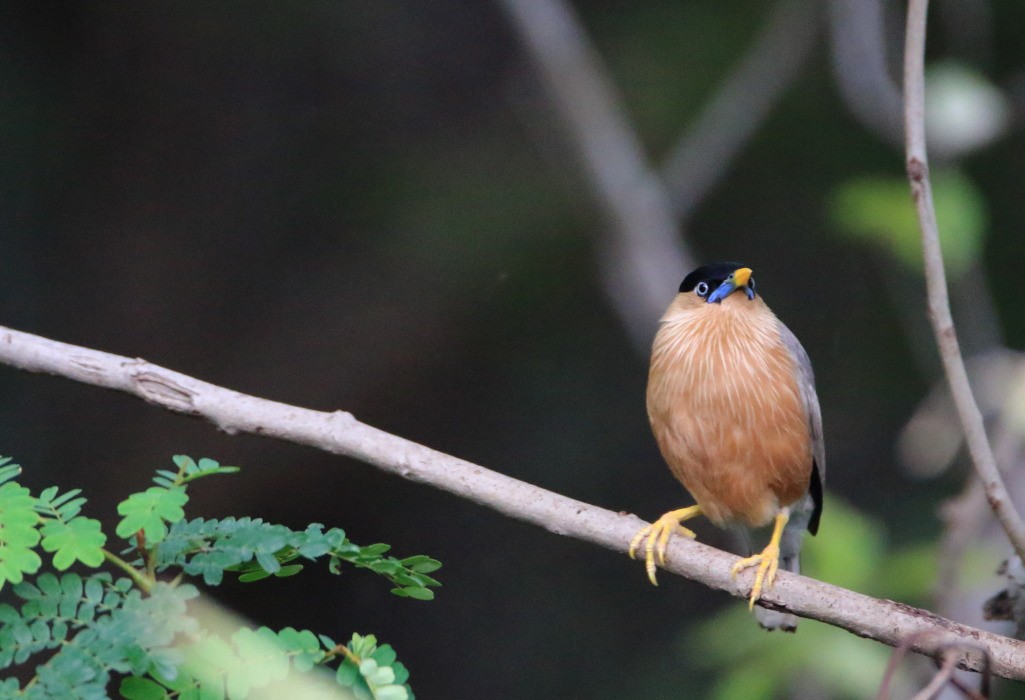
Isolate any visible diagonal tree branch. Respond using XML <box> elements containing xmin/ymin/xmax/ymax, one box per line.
<box><xmin>662</xmin><ymin>0</ymin><xmax>819</xmax><ymax>220</ymax></box>
<box><xmin>829</xmin><ymin>0</ymin><xmax>904</xmax><ymax>145</ymax></box>
<box><xmin>0</xmin><ymin>324</ymin><xmax>1024</xmax><ymax>679</ymax></box>
<box><xmin>903</xmin><ymin>0</ymin><xmax>1025</xmax><ymax>563</ymax></box>
<box><xmin>496</xmin><ymin>0</ymin><xmax>694</xmax><ymax>348</ymax></box>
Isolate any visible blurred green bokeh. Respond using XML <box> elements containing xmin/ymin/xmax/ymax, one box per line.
<box><xmin>831</xmin><ymin>169</ymin><xmax>987</xmax><ymax>276</ymax></box>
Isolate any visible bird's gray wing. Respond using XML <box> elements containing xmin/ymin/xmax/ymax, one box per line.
<box><xmin>778</xmin><ymin>320</ymin><xmax>824</xmax><ymax>533</ymax></box>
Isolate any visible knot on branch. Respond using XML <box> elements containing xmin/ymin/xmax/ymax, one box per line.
<box><xmin>906</xmin><ymin>156</ymin><xmax>929</xmax><ymax>183</ymax></box>
<box><xmin>133</xmin><ymin>370</ymin><xmax>196</xmax><ymax>413</ymax></box>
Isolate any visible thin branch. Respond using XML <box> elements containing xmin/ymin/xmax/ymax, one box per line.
<box><xmin>935</xmin><ymin>416</ymin><xmax>1021</xmax><ymax>617</ymax></box>
<box><xmin>1</xmin><ymin>326</ymin><xmax>1024</xmax><ymax>679</ymax></box>
<box><xmin>496</xmin><ymin>0</ymin><xmax>694</xmax><ymax>348</ymax></box>
<box><xmin>829</xmin><ymin>0</ymin><xmax>904</xmax><ymax>145</ymax></box>
<box><xmin>903</xmin><ymin>0</ymin><xmax>1025</xmax><ymax>561</ymax></box>
<box><xmin>662</xmin><ymin>0</ymin><xmax>819</xmax><ymax>220</ymax></box>
<box><xmin>935</xmin><ymin>471</ymin><xmax>987</xmax><ymax>612</ymax></box>
<box><xmin>911</xmin><ymin>648</ymin><xmax>959</xmax><ymax>700</ymax></box>
<box><xmin>876</xmin><ymin>631</ymin><xmax>919</xmax><ymax>700</ymax></box>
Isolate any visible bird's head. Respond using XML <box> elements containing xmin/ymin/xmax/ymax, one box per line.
<box><xmin>679</xmin><ymin>262</ymin><xmax>756</xmax><ymax>304</ymax></box>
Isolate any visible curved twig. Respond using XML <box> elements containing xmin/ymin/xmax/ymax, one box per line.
<box><xmin>875</xmin><ymin>631</ymin><xmax>921</xmax><ymax>700</ymax></box>
<box><xmin>0</xmin><ymin>324</ymin><xmax>1023</xmax><ymax>678</ymax></box>
<box><xmin>911</xmin><ymin>649</ymin><xmax>959</xmax><ymax>700</ymax></box>
<box><xmin>903</xmin><ymin>0</ymin><xmax>1025</xmax><ymax>562</ymax></box>
<box><xmin>878</xmin><ymin>633</ymin><xmax>992</xmax><ymax>700</ymax></box>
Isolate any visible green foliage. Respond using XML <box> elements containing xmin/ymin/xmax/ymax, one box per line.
<box><xmin>0</xmin><ymin>454</ymin><xmax>438</xmax><ymax>699</ymax></box>
<box><xmin>330</xmin><ymin>633</ymin><xmax>413</xmax><ymax>700</ymax></box>
<box><xmin>830</xmin><ymin>168</ymin><xmax>987</xmax><ymax>277</ymax></box>
<box><xmin>156</xmin><ymin>518</ymin><xmax>440</xmax><ymax>600</ymax></box>
<box><xmin>116</xmin><ymin>627</ymin><xmax>416</xmax><ymax>700</ymax></box>
<box><xmin>0</xmin><ymin>575</ymin><xmax>195</xmax><ymax>700</ymax></box>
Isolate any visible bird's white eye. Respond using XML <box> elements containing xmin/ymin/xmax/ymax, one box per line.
<box><xmin>748</xmin><ymin>279</ymin><xmax>756</xmax><ymax>291</ymax></box>
<box><xmin>695</xmin><ymin>281</ymin><xmax>710</xmax><ymax>297</ymax></box>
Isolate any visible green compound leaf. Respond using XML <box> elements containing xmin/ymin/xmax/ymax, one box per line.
<box><xmin>0</xmin><ymin>481</ymin><xmax>43</xmax><ymax>589</ymax></box>
<box><xmin>116</xmin><ymin>487</ymin><xmax>189</xmax><ymax>544</ymax></box>
<box><xmin>156</xmin><ymin>517</ymin><xmax>293</xmax><ymax>586</ymax></box>
<box><xmin>34</xmin><ymin>487</ymin><xmax>88</xmax><ymax>522</ymax></box>
<box><xmin>40</xmin><ymin>517</ymin><xmax>107</xmax><ymax>570</ymax></box>
<box><xmin>155</xmin><ymin>518</ymin><xmax>440</xmax><ymax>600</ymax></box>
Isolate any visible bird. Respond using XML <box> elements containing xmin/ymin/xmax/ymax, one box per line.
<box><xmin>629</xmin><ymin>262</ymin><xmax>824</xmax><ymax>631</ymax></box>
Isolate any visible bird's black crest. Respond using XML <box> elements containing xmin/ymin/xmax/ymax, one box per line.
<box><xmin>678</xmin><ymin>262</ymin><xmax>749</xmax><ymax>293</ymax></box>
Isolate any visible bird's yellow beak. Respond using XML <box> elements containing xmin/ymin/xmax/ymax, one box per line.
<box><xmin>706</xmin><ymin>266</ymin><xmax>755</xmax><ymax>304</ymax></box>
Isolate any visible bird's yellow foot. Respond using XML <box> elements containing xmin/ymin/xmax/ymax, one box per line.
<box><xmin>731</xmin><ymin>509</ymin><xmax>789</xmax><ymax>609</ymax></box>
<box><xmin>731</xmin><ymin>543</ymin><xmax>780</xmax><ymax>609</ymax></box>
<box><xmin>629</xmin><ymin>505</ymin><xmax>702</xmax><ymax>585</ymax></box>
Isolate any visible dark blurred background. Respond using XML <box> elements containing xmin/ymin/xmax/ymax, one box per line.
<box><xmin>3</xmin><ymin>0</ymin><xmax>1025</xmax><ymax>697</ymax></box>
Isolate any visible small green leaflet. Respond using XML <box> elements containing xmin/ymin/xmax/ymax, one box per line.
<box><xmin>116</xmin><ymin>487</ymin><xmax>188</xmax><ymax>544</ymax></box>
<box><xmin>40</xmin><ymin>518</ymin><xmax>107</xmax><ymax>569</ymax></box>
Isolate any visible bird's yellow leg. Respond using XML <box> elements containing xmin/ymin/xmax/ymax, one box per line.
<box><xmin>629</xmin><ymin>505</ymin><xmax>702</xmax><ymax>585</ymax></box>
<box><xmin>731</xmin><ymin>508</ymin><xmax>789</xmax><ymax>609</ymax></box>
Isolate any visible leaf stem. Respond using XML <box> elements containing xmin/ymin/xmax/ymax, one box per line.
<box><xmin>102</xmin><ymin>549</ymin><xmax>153</xmax><ymax>594</ymax></box>
<box><xmin>325</xmin><ymin>644</ymin><xmax>352</xmax><ymax>662</ymax></box>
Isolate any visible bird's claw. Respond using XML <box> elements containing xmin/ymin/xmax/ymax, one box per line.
<box><xmin>629</xmin><ymin>509</ymin><xmax>699</xmax><ymax>585</ymax></box>
<box><xmin>731</xmin><ymin>543</ymin><xmax>780</xmax><ymax>609</ymax></box>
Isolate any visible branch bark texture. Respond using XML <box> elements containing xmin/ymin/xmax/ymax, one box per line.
<box><xmin>0</xmin><ymin>325</ymin><xmax>1023</xmax><ymax>679</ymax></box>
<box><xmin>903</xmin><ymin>0</ymin><xmax>1025</xmax><ymax>562</ymax></box>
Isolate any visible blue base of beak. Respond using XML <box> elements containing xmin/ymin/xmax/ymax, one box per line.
<box><xmin>708</xmin><ymin>281</ymin><xmax>755</xmax><ymax>304</ymax></box>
